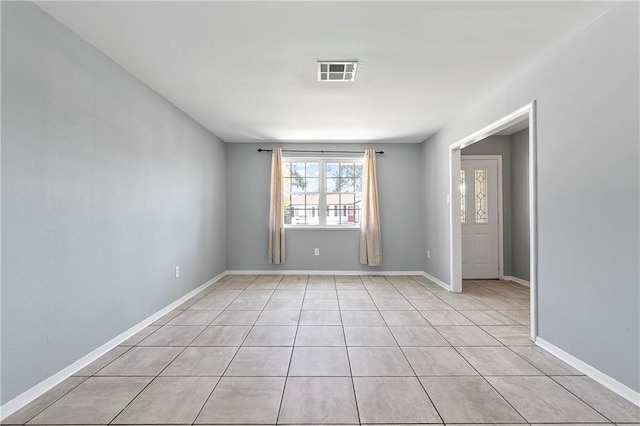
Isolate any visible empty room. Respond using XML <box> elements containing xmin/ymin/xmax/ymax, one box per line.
<box><xmin>1</xmin><ymin>0</ymin><xmax>639</xmax><ymax>424</ymax></box>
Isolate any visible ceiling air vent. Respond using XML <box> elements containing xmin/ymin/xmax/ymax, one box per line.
<box><xmin>317</xmin><ymin>61</ymin><xmax>358</xmax><ymax>82</ymax></box>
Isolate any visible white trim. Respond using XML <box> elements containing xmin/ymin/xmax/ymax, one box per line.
<box><xmin>284</xmin><ymin>226</ymin><xmax>359</xmax><ymax>231</ymax></box>
<box><xmin>448</xmin><ymin>103</ymin><xmax>533</xmax><ymax>151</ymax></box>
<box><xmin>503</xmin><ymin>275</ymin><xmax>530</xmax><ymax>287</ymax></box>
<box><xmin>536</xmin><ymin>337</ymin><xmax>640</xmax><ymax>407</ymax></box>
<box><xmin>449</xmin><ymin>148</ymin><xmax>462</xmax><ymax>293</ymax></box>
<box><xmin>225</xmin><ymin>270</ymin><xmax>424</xmax><ymax>276</ymax></box>
<box><xmin>448</xmin><ymin>101</ymin><xmax>538</xmax><ymax>342</ymax></box>
<box><xmin>528</xmin><ymin>103</ymin><xmax>538</xmax><ymax>341</ymax></box>
<box><xmin>421</xmin><ymin>272</ymin><xmax>452</xmax><ymax>291</ymax></box>
<box><xmin>0</xmin><ymin>272</ymin><xmax>227</xmax><ymax>420</ymax></box>
<box><xmin>461</xmin><ymin>155</ymin><xmax>504</xmax><ymax>280</ymax></box>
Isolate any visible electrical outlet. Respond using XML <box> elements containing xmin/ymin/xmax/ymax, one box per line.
<box><xmin>427</xmin><ymin>250</ymin><xmax>431</xmax><ymax>259</ymax></box>
<box><xmin>175</xmin><ymin>266</ymin><xmax>180</xmax><ymax>278</ymax></box>
<box><xmin>314</xmin><ymin>248</ymin><xmax>320</xmax><ymax>256</ymax></box>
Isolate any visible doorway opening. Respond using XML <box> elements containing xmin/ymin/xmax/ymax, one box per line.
<box><xmin>460</xmin><ymin>155</ymin><xmax>502</xmax><ymax>280</ymax></box>
<box><xmin>449</xmin><ymin>102</ymin><xmax>537</xmax><ymax>341</ymax></box>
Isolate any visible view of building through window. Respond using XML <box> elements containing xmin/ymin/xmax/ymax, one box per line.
<box><xmin>282</xmin><ymin>159</ymin><xmax>363</xmax><ymax>226</ymax></box>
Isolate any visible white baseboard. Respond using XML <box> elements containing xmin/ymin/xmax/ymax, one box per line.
<box><xmin>421</xmin><ymin>272</ymin><xmax>452</xmax><ymax>292</ymax></box>
<box><xmin>225</xmin><ymin>270</ymin><xmax>425</xmax><ymax>276</ymax></box>
<box><xmin>0</xmin><ymin>271</ymin><xmax>227</xmax><ymax>421</ymax></box>
<box><xmin>504</xmin><ymin>275</ymin><xmax>530</xmax><ymax>287</ymax></box>
<box><xmin>536</xmin><ymin>337</ymin><xmax>640</xmax><ymax>407</ymax></box>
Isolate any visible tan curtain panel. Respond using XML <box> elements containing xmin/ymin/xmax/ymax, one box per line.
<box><xmin>359</xmin><ymin>149</ymin><xmax>382</xmax><ymax>266</ymax></box>
<box><xmin>268</xmin><ymin>148</ymin><xmax>285</xmax><ymax>264</ymax></box>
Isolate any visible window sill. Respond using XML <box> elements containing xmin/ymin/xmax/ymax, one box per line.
<box><xmin>284</xmin><ymin>225</ymin><xmax>360</xmax><ymax>231</ymax></box>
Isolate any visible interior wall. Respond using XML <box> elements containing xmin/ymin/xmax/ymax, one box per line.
<box><xmin>1</xmin><ymin>2</ymin><xmax>227</xmax><ymax>404</ymax></box>
<box><xmin>226</xmin><ymin>142</ymin><xmax>424</xmax><ymax>272</ymax></box>
<box><xmin>421</xmin><ymin>3</ymin><xmax>639</xmax><ymax>392</ymax></box>
<box><xmin>509</xmin><ymin>129</ymin><xmax>530</xmax><ymax>281</ymax></box>
<box><xmin>461</xmin><ymin>135</ymin><xmax>513</xmax><ymax>277</ymax></box>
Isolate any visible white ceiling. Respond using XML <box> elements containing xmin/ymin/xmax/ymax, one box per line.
<box><xmin>36</xmin><ymin>1</ymin><xmax>613</xmax><ymax>143</ymax></box>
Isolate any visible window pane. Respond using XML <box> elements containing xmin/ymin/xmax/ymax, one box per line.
<box><xmin>350</xmin><ymin>206</ymin><xmax>361</xmax><ymax>225</ymax></box>
<box><xmin>325</xmin><ymin>204</ymin><xmax>361</xmax><ymax>225</ymax></box>
<box><xmin>306</xmin><ymin>162</ymin><xmax>319</xmax><ymax>177</ymax></box>
<box><xmin>320</xmin><ymin>64</ymin><xmax>328</xmax><ymax>72</ymax></box>
<box><xmin>283</xmin><ymin>194</ymin><xmax>291</xmax><ymax>224</ymax></box>
<box><xmin>355</xmin><ymin>177</ymin><xmax>362</xmax><ymax>192</ymax></box>
<box><xmin>339</xmin><ymin>163</ymin><xmax>352</xmax><ymax>176</ymax></box>
<box><xmin>329</xmin><ymin>64</ymin><xmax>345</xmax><ymax>72</ymax></box>
<box><xmin>307</xmin><ymin>211</ymin><xmax>319</xmax><ymax>225</ymax></box>
<box><xmin>329</xmin><ymin>73</ymin><xmax>343</xmax><ymax>80</ymax></box>
<box><xmin>291</xmin><ymin>193</ymin><xmax>305</xmax><ymax>204</ymax></box>
<box><xmin>475</xmin><ymin>169</ymin><xmax>488</xmax><ymax>223</ymax></box>
<box><xmin>306</xmin><ymin>193</ymin><xmax>319</xmax><ymax>205</ymax></box>
<box><xmin>282</xmin><ymin>177</ymin><xmax>291</xmax><ymax>193</ymax></box>
<box><xmin>291</xmin><ymin>162</ymin><xmax>305</xmax><ymax>177</ymax></box>
<box><xmin>327</xmin><ymin>163</ymin><xmax>339</xmax><ymax>177</ymax></box>
<box><xmin>326</xmin><ymin>193</ymin><xmax>340</xmax><ymax>205</ymax></box>
<box><xmin>306</xmin><ymin>178</ymin><xmax>319</xmax><ymax>192</ymax></box>
<box><xmin>282</xmin><ymin>162</ymin><xmax>291</xmax><ymax>177</ymax></box>
<box><xmin>326</xmin><ymin>206</ymin><xmax>339</xmax><ymax>225</ymax></box>
<box><xmin>339</xmin><ymin>178</ymin><xmax>355</xmax><ymax>192</ymax></box>
<box><xmin>292</xmin><ymin>178</ymin><xmax>305</xmax><ymax>192</ymax></box>
<box><xmin>341</xmin><ymin>193</ymin><xmax>355</xmax><ymax>205</ymax></box>
<box><xmin>326</xmin><ymin>177</ymin><xmax>339</xmax><ymax>192</ymax></box>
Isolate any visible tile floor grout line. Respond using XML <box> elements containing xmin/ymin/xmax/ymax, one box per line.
<box><xmin>383</xmin><ymin>276</ymin><xmax>446</xmax><ymax>425</ymax></box>
<box><xmin>17</xmin><ymin>281</ymin><xmax>229</xmax><ymax>425</ymax></box>
<box><xmin>447</xmin><ymin>343</ymin><xmax>530</xmax><ymax>423</ymax></box>
<box><xmin>335</xmin><ymin>275</ymin><xmax>363</xmax><ymax>426</ymax></box>
<box><xmin>6</xmin><ymin>375</ymin><xmax>91</xmax><ymax>426</ymax></box>
<box><xmin>548</xmin><ymin>375</ymin><xmax>618</xmax><ymax>424</ymax></box>
<box><xmin>16</xmin><ymin>275</ymin><xmax>631</xmax><ymax>426</ymax></box>
<box><xmin>192</xmin><ymin>273</ymin><xmax>285</xmax><ymax>425</ymax></box>
<box><xmin>410</xmin><ymin>275</ymin><xmax>535</xmax><ymax>424</ymax></box>
<box><xmin>444</xmin><ymin>282</ymin><xmax>534</xmax><ymax>425</ymax></box>
<box><xmin>108</xmin><ymin>277</ymin><xmax>252</xmax><ymax>426</ymax></box>
<box><xmin>88</xmin><ymin>346</ymin><xmax>137</xmax><ymax>377</ymax></box>
<box><xmin>275</xmin><ymin>275</ymin><xmax>309</xmax><ymax>426</ymax></box>
<box><xmin>105</xmin><ymin>375</ymin><xmax>159</xmax><ymax>425</ymax></box>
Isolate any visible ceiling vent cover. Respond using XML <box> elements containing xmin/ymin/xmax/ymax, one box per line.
<box><xmin>317</xmin><ymin>61</ymin><xmax>357</xmax><ymax>82</ymax></box>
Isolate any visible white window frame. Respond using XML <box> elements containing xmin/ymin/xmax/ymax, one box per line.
<box><xmin>283</xmin><ymin>156</ymin><xmax>363</xmax><ymax>230</ymax></box>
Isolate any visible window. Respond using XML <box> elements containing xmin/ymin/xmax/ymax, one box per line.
<box><xmin>474</xmin><ymin>168</ymin><xmax>488</xmax><ymax>223</ymax></box>
<box><xmin>283</xmin><ymin>158</ymin><xmax>362</xmax><ymax>227</ymax></box>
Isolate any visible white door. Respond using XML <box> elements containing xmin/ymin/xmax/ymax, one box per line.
<box><xmin>461</xmin><ymin>158</ymin><xmax>499</xmax><ymax>279</ymax></box>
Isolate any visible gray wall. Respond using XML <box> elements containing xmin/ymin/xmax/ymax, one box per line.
<box><xmin>461</xmin><ymin>135</ymin><xmax>513</xmax><ymax>276</ymax></box>
<box><xmin>421</xmin><ymin>3</ymin><xmax>639</xmax><ymax>392</ymax></box>
<box><xmin>1</xmin><ymin>2</ymin><xmax>227</xmax><ymax>404</ymax></box>
<box><xmin>510</xmin><ymin>129</ymin><xmax>530</xmax><ymax>281</ymax></box>
<box><xmin>226</xmin><ymin>143</ymin><xmax>424</xmax><ymax>272</ymax></box>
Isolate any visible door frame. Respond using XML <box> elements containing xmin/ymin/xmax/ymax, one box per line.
<box><xmin>460</xmin><ymin>155</ymin><xmax>504</xmax><ymax>280</ymax></box>
<box><xmin>448</xmin><ymin>101</ymin><xmax>538</xmax><ymax>341</ymax></box>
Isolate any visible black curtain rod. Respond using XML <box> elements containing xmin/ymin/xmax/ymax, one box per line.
<box><xmin>257</xmin><ymin>149</ymin><xmax>384</xmax><ymax>154</ymax></box>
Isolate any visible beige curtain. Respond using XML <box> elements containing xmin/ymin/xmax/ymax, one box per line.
<box><xmin>268</xmin><ymin>148</ymin><xmax>285</xmax><ymax>264</ymax></box>
<box><xmin>360</xmin><ymin>149</ymin><xmax>382</xmax><ymax>266</ymax></box>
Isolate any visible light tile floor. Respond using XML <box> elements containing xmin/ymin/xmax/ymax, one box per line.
<box><xmin>4</xmin><ymin>275</ymin><xmax>639</xmax><ymax>425</ymax></box>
